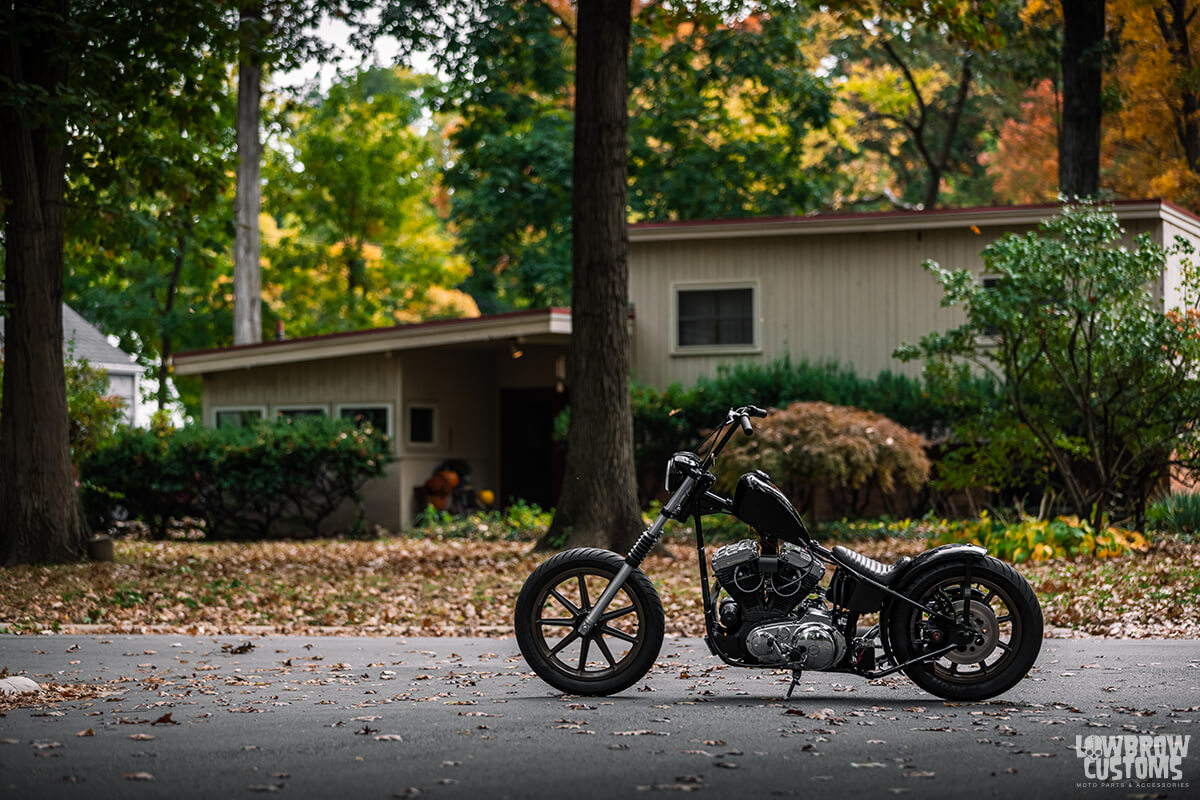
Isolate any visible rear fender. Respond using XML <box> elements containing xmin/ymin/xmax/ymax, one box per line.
<box><xmin>890</xmin><ymin>543</ymin><xmax>987</xmax><ymax>593</ymax></box>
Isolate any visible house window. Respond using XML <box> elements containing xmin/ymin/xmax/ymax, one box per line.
<box><xmin>407</xmin><ymin>404</ymin><xmax>437</xmax><ymax>446</ymax></box>
<box><xmin>275</xmin><ymin>405</ymin><xmax>328</xmax><ymax>421</ymax></box>
<box><xmin>214</xmin><ymin>407</ymin><xmax>266</xmax><ymax>428</ymax></box>
<box><xmin>337</xmin><ymin>404</ymin><xmax>393</xmax><ymax>439</ymax></box>
<box><xmin>674</xmin><ymin>284</ymin><xmax>757</xmax><ymax>351</ymax></box>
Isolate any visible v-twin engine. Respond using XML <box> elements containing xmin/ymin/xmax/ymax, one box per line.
<box><xmin>744</xmin><ymin>607</ymin><xmax>846</xmax><ymax>669</ymax></box>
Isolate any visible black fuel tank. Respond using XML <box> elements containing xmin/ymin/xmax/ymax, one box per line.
<box><xmin>731</xmin><ymin>472</ymin><xmax>811</xmax><ymax>545</ymax></box>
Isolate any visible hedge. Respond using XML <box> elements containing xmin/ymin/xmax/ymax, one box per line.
<box><xmin>80</xmin><ymin>416</ymin><xmax>392</xmax><ymax>539</ymax></box>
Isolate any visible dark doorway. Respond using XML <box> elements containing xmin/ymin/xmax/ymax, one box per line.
<box><xmin>500</xmin><ymin>388</ymin><xmax>565</xmax><ymax>509</ymax></box>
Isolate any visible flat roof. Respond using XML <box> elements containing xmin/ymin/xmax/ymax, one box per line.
<box><xmin>628</xmin><ymin>199</ymin><xmax>1200</xmax><ymax>242</ymax></box>
<box><xmin>173</xmin><ymin>307</ymin><xmax>571</xmax><ymax>376</ymax></box>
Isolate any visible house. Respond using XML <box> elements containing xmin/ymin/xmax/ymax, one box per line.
<box><xmin>626</xmin><ymin>200</ymin><xmax>1200</xmax><ymax>390</ymax></box>
<box><xmin>0</xmin><ymin>294</ymin><xmax>143</xmax><ymax>423</ymax></box>
<box><xmin>172</xmin><ymin>308</ymin><xmax>571</xmax><ymax>531</ymax></box>
<box><xmin>175</xmin><ymin>200</ymin><xmax>1200</xmax><ymax>531</ymax></box>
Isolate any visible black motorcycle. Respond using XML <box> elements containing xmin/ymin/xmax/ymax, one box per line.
<box><xmin>515</xmin><ymin>405</ymin><xmax>1043</xmax><ymax>700</ymax></box>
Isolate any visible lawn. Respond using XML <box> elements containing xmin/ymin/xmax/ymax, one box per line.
<box><xmin>2</xmin><ymin>534</ymin><xmax>1196</xmax><ymax>638</ymax></box>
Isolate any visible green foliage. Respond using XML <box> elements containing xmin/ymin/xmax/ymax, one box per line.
<box><xmin>263</xmin><ymin>67</ymin><xmax>475</xmax><ymax>336</ymax></box>
<box><xmin>80</xmin><ymin>416</ymin><xmax>392</xmax><ymax>540</ymax></box>
<box><xmin>630</xmin><ymin>355</ymin><xmax>993</xmax><ymax>501</ymax></box>
<box><xmin>717</xmin><ymin>401</ymin><xmax>931</xmax><ymax>517</ymax></box>
<box><xmin>899</xmin><ymin>203</ymin><xmax>1200</xmax><ymax>527</ymax></box>
<box><xmin>426</xmin><ymin>1</ymin><xmax>835</xmax><ymax>312</ymax></box>
<box><xmin>931</xmin><ymin>513</ymin><xmax>1149</xmax><ymax>562</ymax></box>
<box><xmin>1145</xmin><ymin>492</ymin><xmax>1200</xmax><ymax>542</ymax></box>
<box><xmin>408</xmin><ymin>499</ymin><xmax>554</xmax><ymax>542</ymax></box>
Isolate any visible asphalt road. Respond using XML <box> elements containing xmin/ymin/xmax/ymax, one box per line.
<box><xmin>0</xmin><ymin>635</ymin><xmax>1196</xmax><ymax>799</ymax></box>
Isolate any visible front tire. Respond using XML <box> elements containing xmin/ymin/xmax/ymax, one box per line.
<box><xmin>884</xmin><ymin>557</ymin><xmax>1042</xmax><ymax>701</ymax></box>
<box><xmin>515</xmin><ymin>548</ymin><xmax>664</xmax><ymax>696</ymax></box>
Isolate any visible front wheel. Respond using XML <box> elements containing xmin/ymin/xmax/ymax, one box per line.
<box><xmin>515</xmin><ymin>548</ymin><xmax>664</xmax><ymax>696</ymax></box>
<box><xmin>884</xmin><ymin>557</ymin><xmax>1043</xmax><ymax>701</ymax></box>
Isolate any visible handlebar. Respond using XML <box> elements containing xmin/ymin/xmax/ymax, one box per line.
<box><xmin>739</xmin><ymin>415</ymin><xmax>753</xmax><ymax>436</ymax></box>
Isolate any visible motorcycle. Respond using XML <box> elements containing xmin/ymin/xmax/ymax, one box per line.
<box><xmin>515</xmin><ymin>405</ymin><xmax>1043</xmax><ymax>701</ymax></box>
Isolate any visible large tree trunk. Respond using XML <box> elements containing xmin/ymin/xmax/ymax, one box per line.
<box><xmin>539</xmin><ymin>0</ymin><xmax>643</xmax><ymax>552</ymax></box>
<box><xmin>1059</xmin><ymin>0</ymin><xmax>1105</xmax><ymax>197</ymax></box>
<box><xmin>0</xmin><ymin>0</ymin><xmax>89</xmax><ymax>565</ymax></box>
<box><xmin>234</xmin><ymin>1</ymin><xmax>263</xmax><ymax>345</ymax></box>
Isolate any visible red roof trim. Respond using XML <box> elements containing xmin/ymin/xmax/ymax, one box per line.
<box><xmin>175</xmin><ymin>307</ymin><xmax>570</xmax><ymax>361</ymax></box>
<box><xmin>629</xmin><ymin>199</ymin><xmax>1200</xmax><ymax>231</ymax></box>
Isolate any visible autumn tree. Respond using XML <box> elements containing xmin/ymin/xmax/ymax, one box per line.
<box><xmin>262</xmin><ymin>67</ymin><xmax>476</xmax><ymax>336</ymax></box>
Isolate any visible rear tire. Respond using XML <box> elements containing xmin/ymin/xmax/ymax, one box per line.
<box><xmin>515</xmin><ymin>548</ymin><xmax>664</xmax><ymax>696</ymax></box>
<box><xmin>884</xmin><ymin>557</ymin><xmax>1042</xmax><ymax>701</ymax></box>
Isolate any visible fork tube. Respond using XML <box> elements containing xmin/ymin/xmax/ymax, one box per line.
<box><xmin>577</xmin><ymin>510</ymin><xmax>672</xmax><ymax>636</ymax></box>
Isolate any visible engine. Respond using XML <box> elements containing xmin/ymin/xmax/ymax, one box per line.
<box><xmin>711</xmin><ymin>538</ymin><xmax>823</xmax><ymax>614</ymax></box>
<box><xmin>711</xmin><ymin>538</ymin><xmax>845</xmax><ymax>669</ymax></box>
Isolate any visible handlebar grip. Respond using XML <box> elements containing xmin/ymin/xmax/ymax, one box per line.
<box><xmin>739</xmin><ymin>415</ymin><xmax>753</xmax><ymax>436</ymax></box>
<box><xmin>747</xmin><ymin>405</ymin><xmax>768</xmax><ymax>418</ymax></box>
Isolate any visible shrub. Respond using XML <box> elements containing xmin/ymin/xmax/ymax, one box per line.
<box><xmin>409</xmin><ymin>499</ymin><xmax>554</xmax><ymax>542</ymax></box>
<box><xmin>931</xmin><ymin>513</ymin><xmax>1148</xmax><ymax>562</ymax></box>
<box><xmin>81</xmin><ymin>416</ymin><xmax>392</xmax><ymax>539</ymax></box>
<box><xmin>1145</xmin><ymin>492</ymin><xmax>1200</xmax><ymax>541</ymax></box>
<box><xmin>715</xmin><ymin>402</ymin><xmax>931</xmax><ymax>517</ymax></box>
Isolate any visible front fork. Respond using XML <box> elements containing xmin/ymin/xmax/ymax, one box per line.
<box><xmin>577</xmin><ymin>477</ymin><xmax>695</xmax><ymax>636</ymax></box>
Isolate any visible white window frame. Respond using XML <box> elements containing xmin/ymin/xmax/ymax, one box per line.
<box><xmin>212</xmin><ymin>405</ymin><xmax>267</xmax><ymax>429</ymax></box>
<box><xmin>670</xmin><ymin>280</ymin><xmax>761</xmax><ymax>356</ymax></box>
<box><xmin>406</xmin><ymin>402</ymin><xmax>438</xmax><ymax>448</ymax></box>
<box><xmin>273</xmin><ymin>404</ymin><xmax>329</xmax><ymax>421</ymax></box>
<box><xmin>335</xmin><ymin>403</ymin><xmax>395</xmax><ymax>442</ymax></box>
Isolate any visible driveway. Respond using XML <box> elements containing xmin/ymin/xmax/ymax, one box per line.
<box><xmin>0</xmin><ymin>635</ymin><xmax>1196</xmax><ymax>799</ymax></box>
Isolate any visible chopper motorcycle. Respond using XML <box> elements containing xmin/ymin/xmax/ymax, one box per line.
<box><xmin>515</xmin><ymin>405</ymin><xmax>1043</xmax><ymax>701</ymax></box>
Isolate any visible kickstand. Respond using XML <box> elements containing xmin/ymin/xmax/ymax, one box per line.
<box><xmin>785</xmin><ymin>669</ymin><xmax>803</xmax><ymax>699</ymax></box>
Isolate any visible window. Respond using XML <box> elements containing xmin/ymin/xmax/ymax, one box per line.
<box><xmin>275</xmin><ymin>405</ymin><xmax>328</xmax><ymax>421</ymax></box>
<box><xmin>337</xmin><ymin>404</ymin><xmax>393</xmax><ymax>439</ymax></box>
<box><xmin>674</xmin><ymin>284</ymin><xmax>757</xmax><ymax>352</ymax></box>
<box><xmin>214</xmin><ymin>407</ymin><xmax>265</xmax><ymax>428</ymax></box>
<box><xmin>407</xmin><ymin>404</ymin><xmax>437</xmax><ymax>446</ymax></box>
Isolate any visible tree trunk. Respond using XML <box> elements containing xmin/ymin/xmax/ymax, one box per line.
<box><xmin>234</xmin><ymin>1</ymin><xmax>263</xmax><ymax>345</ymax></box>
<box><xmin>1156</xmin><ymin>0</ymin><xmax>1200</xmax><ymax>173</ymax></box>
<box><xmin>1059</xmin><ymin>0</ymin><xmax>1105</xmax><ymax>197</ymax></box>
<box><xmin>0</xmin><ymin>0</ymin><xmax>89</xmax><ymax>565</ymax></box>
<box><xmin>539</xmin><ymin>0</ymin><xmax>643</xmax><ymax>552</ymax></box>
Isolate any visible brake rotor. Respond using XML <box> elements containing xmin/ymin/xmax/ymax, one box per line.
<box><xmin>946</xmin><ymin>598</ymin><xmax>1001</xmax><ymax>665</ymax></box>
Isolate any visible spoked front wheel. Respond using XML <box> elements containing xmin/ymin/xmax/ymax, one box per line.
<box><xmin>514</xmin><ymin>547</ymin><xmax>664</xmax><ymax>696</ymax></box>
<box><xmin>884</xmin><ymin>557</ymin><xmax>1043</xmax><ymax>701</ymax></box>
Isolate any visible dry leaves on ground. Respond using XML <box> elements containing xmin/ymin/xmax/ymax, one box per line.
<box><xmin>0</xmin><ymin>536</ymin><xmax>1195</xmax><ymax>638</ymax></box>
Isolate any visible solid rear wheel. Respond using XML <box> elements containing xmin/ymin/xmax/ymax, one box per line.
<box><xmin>884</xmin><ymin>557</ymin><xmax>1043</xmax><ymax>701</ymax></box>
<box><xmin>514</xmin><ymin>548</ymin><xmax>664</xmax><ymax>696</ymax></box>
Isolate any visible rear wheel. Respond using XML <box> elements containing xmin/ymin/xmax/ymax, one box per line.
<box><xmin>515</xmin><ymin>548</ymin><xmax>664</xmax><ymax>696</ymax></box>
<box><xmin>884</xmin><ymin>557</ymin><xmax>1042</xmax><ymax>701</ymax></box>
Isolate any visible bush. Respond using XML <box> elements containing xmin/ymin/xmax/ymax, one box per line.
<box><xmin>1146</xmin><ymin>492</ymin><xmax>1200</xmax><ymax>541</ymax></box>
<box><xmin>715</xmin><ymin>402</ymin><xmax>931</xmax><ymax>517</ymax></box>
<box><xmin>409</xmin><ymin>499</ymin><xmax>554</xmax><ymax>542</ymax></box>
<box><xmin>81</xmin><ymin>416</ymin><xmax>392</xmax><ymax>539</ymax></box>
<box><xmin>931</xmin><ymin>513</ymin><xmax>1148</xmax><ymax>562</ymax></box>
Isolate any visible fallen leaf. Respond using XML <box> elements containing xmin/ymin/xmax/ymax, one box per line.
<box><xmin>76</xmin><ymin>729</ymin><xmax>94</xmax><ymax>737</ymax></box>
<box><xmin>124</xmin><ymin>772</ymin><xmax>155</xmax><ymax>781</ymax></box>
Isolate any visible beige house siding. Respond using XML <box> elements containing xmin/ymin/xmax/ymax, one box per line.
<box><xmin>628</xmin><ymin>208</ymin><xmax>1183</xmax><ymax>391</ymax></box>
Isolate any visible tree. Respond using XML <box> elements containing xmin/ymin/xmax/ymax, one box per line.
<box><xmin>428</xmin><ymin>1</ymin><xmax>834</xmax><ymax>311</ymax></box>
<box><xmin>809</xmin><ymin>0</ymin><xmax>1018</xmax><ymax>210</ymax></box>
<box><xmin>230</xmin><ymin>0</ymin><xmax>376</xmax><ymax>346</ymax></box>
<box><xmin>1058</xmin><ymin>0</ymin><xmax>1106</xmax><ymax>197</ymax></box>
<box><xmin>0</xmin><ymin>0</ymin><xmax>87</xmax><ymax>564</ymax></box>
<box><xmin>64</xmin><ymin>9</ymin><xmax>237</xmax><ymax>414</ymax></box>
<box><xmin>263</xmin><ymin>68</ymin><xmax>476</xmax><ymax>335</ymax></box>
<box><xmin>898</xmin><ymin>204</ymin><xmax>1200</xmax><ymax>529</ymax></box>
<box><xmin>539</xmin><ymin>0</ymin><xmax>644</xmax><ymax>551</ymax></box>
